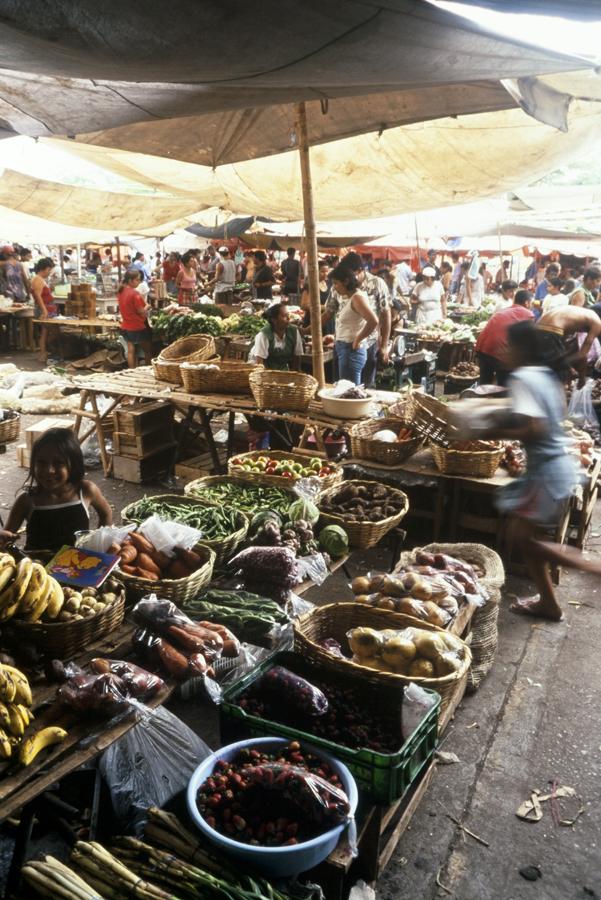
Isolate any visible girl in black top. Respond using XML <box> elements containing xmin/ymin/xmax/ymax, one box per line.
<box><xmin>0</xmin><ymin>428</ymin><xmax>112</xmax><ymax>552</ymax></box>
<box><xmin>252</xmin><ymin>250</ymin><xmax>276</xmax><ymax>300</ymax></box>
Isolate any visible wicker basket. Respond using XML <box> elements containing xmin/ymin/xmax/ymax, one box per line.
<box><xmin>294</xmin><ymin>603</ymin><xmax>471</xmax><ymax>717</ymax></box>
<box><xmin>120</xmin><ymin>495</ymin><xmax>249</xmax><ymax>566</ymax></box>
<box><xmin>227</xmin><ymin>450</ymin><xmax>342</xmax><ymax>491</ymax></box>
<box><xmin>429</xmin><ymin>441</ymin><xmax>504</xmax><ymax>478</ymax></box>
<box><xmin>183</xmin><ymin>475</ymin><xmax>296</xmax><ymax>518</ymax></box>
<box><xmin>318</xmin><ymin>479</ymin><xmax>409</xmax><ymax>550</ymax></box>
<box><xmin>405</xmin><ymin>542</ymin><xmax>504</xmax><ymax>693</ymax></box>
<box><xmin>10</xmin><ymin>583</ymin><xmax>126</xmax><ymax>658</ymax></box>
<box><xmin>349</xmin><ymin>416</ymin><xmax>423</xmax><ymax>467</ymax></box>
<box><xmin>249</xmin><ymin>369</ymin><xmax>318</xmax><ymax>412</ymax></box>
<box><xmin>0</xmin><ymin>411</ymin><xmax>20</xmax><ymax>445</ymax></box>
<box><xmin>180</xmin><ymin>359</ymin><xmax>261</xmax><ymax>395</ymax></box>
<box><xmin>117</xmin><ymin>544</ymin><xmax>215</xmax><ymax>602</ymax></box>
<box><xmin>406</xmin><ymin>392</ymin><xmax>454</xmax><ymax>446</ymax></box>
<box><xmin>152</xmin><ymin>334</ymin><xmax>217</xmax><ymax>384</ymax></box>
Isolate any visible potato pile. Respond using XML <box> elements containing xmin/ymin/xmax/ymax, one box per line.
<box><xmin>57</xmin><ymin>580</ymin><xmax>123</xmax><ymax>623</ymax></box>
<box><xmin>112</xmin><ymin>532</ymin><xmax>204</xmax><ymax>582</ymax></box>
<box><xmin>348</xmin><ymin>625</ymin><xmax>466</xmax><ymax>678</ymax></box>
<box><xmin>351</xmin><ymin>572</ymin><xmax>459</xmax><ymax>628</ymax></box>
<box><xmin>320</xmin><ymin>482</ymin><xmax>405</xmax><ymax>523</ymax></box>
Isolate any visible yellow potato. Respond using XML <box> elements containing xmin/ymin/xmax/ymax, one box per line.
<box><xmin>409</xmin><ymin>658</ymin><xmax>435</xmax><ymax>678</ymax></box>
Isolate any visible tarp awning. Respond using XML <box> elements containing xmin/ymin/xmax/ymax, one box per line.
<box><xmin>0</xmin><ymin>1</ymin><xmax>589</xmax><ymax>166</ymax></box>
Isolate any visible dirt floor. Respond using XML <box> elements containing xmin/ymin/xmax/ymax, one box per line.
<box><xmin>1</xmin><ymin>352</ymin><xmax>600</xmax><ymax>900</ymax></box>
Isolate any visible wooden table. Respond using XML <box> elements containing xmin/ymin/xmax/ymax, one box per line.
<box><xmin>0</xmin><ymin>619</ymin><xmax>175</xmax><ymax>823</ymax></box>
<box><xmin>70</xmin><ymin>368</ymin><xmax>404</xmax><ymax>476</ymax></box>
<box><xmin>0</xmin><ymin>308</ymin><xmax>35</xmax><ymax>351</ymax></box>
<box><xmin>34</xmin><ymin>316</ymin><xmax>120</xmax><ymax>332</ymax></box>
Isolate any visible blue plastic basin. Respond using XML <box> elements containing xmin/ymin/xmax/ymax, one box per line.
<box><xmin>186</xmin><ymin>736</ymin><xmax>358</xmax><ymax>877</ymax></box>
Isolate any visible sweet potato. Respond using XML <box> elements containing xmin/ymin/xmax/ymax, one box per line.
<box><xmin>167</xmin><ymin>559</ymin><xmax>192</xmax><ymax>580</ymax></box>
<box><xmin>135</xmin><ymin>567</ymin><xmax>160</xmax><ymax>581</ymax></box>
<box><xmin>137</xmin><ymin>553</ymin><xmax>161</xmax><ymax>577</ymax></box>
<box><xmin>120</xmin><ymin>563</ymin><xmax>136</xmax><ymax>574</ymax></box>
<box><xmin>119</xmin><ymin>545</ymin><xmax>137</xmax><ymax>565</ymax></box>
<box><xmin>177</xmin><ymin>547</ymin><xmax>202</xmax><ymax>571</ymax></box>
<box><xmin>130</xmin><ymin>532</ymin><xmax>155</xmax><ymax>554</ymax></box>
<box><xmin>149</xmin><ymin>549</ymin><xmax>171</xmax><ymax>572</ymax></box>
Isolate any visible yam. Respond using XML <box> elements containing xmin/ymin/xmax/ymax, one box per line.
<box><xmin>120</xmin><ymin>564</ymin><xmax>136</xmax><ymax>574</ymax></box>
<box><xmin>135</xmin><ymin>567</ymin><xmax>160</xmax><ymax>581</ymax></box>
<box><xmin>409</xmin><ymin>659</ymin><xmax>435</xmax><ymax>678</ymax></box>
<box><xmin>412</xmin><ymin>630</ymin><xmax>447</xmax><ymax>661</ymax></box>
<box><xmin>382</xmin><ymin>635</ymin><xmax>417</xmax><ymax>665</ymax></box>
<box><xmin>348</xmin><ymin>627</ymin><xmax>383</xmax><ymax>659</ymax></box>
<box><xmin>168</xmin><ymin>559</ymin><xmax>192</xmax><ymax>580</ymax></box>
<box><xmin>422</xmin><ymin>601</ymin><xmax>451</xmax><ymax>628</ymax></box>
<box><xmin>150</xmin><ymin>549</ymin><xmax>171</xmax><ymax>571</ymax></box>
<box><xmin>119</xmin><ymin>545</ymin><xmax>137</xmax><ymax>565</ymax></box>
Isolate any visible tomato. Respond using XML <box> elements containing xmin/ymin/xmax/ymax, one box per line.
<box><xmin>319</xmin><ymin>468</ymin><xmax>330</xmax><ymax>477</ymax></box>
<box><xmin>281</xmin><ymin>471</ymin><xmax>293</xmax><ymax>478</ymax></box>
<box><xmin>231</xmin><ymin>457</ymin><xmax>244</xmax><ymax>466</ymax></box>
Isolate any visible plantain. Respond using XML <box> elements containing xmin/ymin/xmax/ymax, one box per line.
<box><xmin>0</xmin><ymin>666</ymin><xmax>32</xmax><ymax>706</ymax></box>
<box><xmin>0</xmin><ymin>727</ymin><xmax>12</xmax><ymax>759</ymax></box>
<box><xmin>18</xmin><ymin>562</ymin><xmax>48</xmax><ymax>616</ymax></box>
<box><xmin>44</xmin><ymin>577</ymin><xmax>64</xmax><ymax>620</ymax></box>
<box><xmin>24</xmin><ymin>573</ymin><xmax>53</xmax><ymax>623</ymax></box>
<box><xmin>0</xmin><ymin>701</ymin><xmax>10</xmax><ymax>731</ymax></box>
<box><xmin>0</xmin><ymin>559</ymin><xmax>15</xmax><ymax>595</ymax></box>
<box><xmin>6</xmin><ymin>703</ymin><xmax>24</xmax><ymax>738</ymax></box>
<box><xmin>19</xmin><ymin>726</ymin><xmax>68</xmax><ymax>766</ymax></box>
<box><xmin>0</xmin><ymin>557</ymin><xmax>33</xmax><ymax>619</ymax></box>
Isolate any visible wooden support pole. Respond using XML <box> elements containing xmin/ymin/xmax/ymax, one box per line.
<box><xmin>296</xmin><ymin>102</ymin><xmax>325</xmax><ymax>388</ymax></box>
<box><xmin>115</xmin><ymin>236</ymin><xmax>122</xmax><ymax>282</ymax></box>
<box><xmin>58</xmin><ymin>244</ymin><xmax>65</xmax><ymax>283</ymax></box>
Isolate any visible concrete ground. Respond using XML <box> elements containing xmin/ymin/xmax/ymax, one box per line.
<box><xmin>1</xmin><ymin>352</ymin><xmax>600</xmax><ymax>900</ymax></box>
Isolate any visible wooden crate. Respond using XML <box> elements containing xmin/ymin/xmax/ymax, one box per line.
<box><xmin>112</xmin><ymin>442</ymin><xmax>176</xmax><ymax>483</ymax></box>
<box><xmin>25</xmin><ymin>418</ymin><xmax>74</xmax><ymax>452</ymax></box>
<box><xmin>113</xmin><ymin>401</ymin><xmax>173</xmax><ymax>436</ymax></box>
<box><xmin>174</xmin><ymin>450</ymin><xmax>227</xmax><ymax>480</ymax></box>
<box><xmin>16</xmin><ymin>442</ymin><xmax>29</xmax><ymax>468</ymax></box>
<box><xmin>113</xmin><ymin>427</ymin><xmax>174</xmax><ymax>459</ymax></box>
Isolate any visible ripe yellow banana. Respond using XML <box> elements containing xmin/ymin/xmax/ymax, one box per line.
<box><xmin>0</xmin><ymin>560</ymin><xmax>15</xmax><ymax>595</ymax></box>
<box><xmin>18</xmin><ymin>562</ymin><xmax>48</xmax><ymax>616</ymax></box>
<box><xmin>17</xmin><ymin>704</ymin><xmax>33</xmax><ymax>727</ymax></box>
<box><xmin>19</xmin><ymin>726</ymin><xmax>68</xmax><ymax>766</ymax></box>
<box><xmin>24</xmin><ymin>573</ymin><xmax>53</xmax><ymax>623</ymax></box>
<box><xmin>0</xmin><ymin>672</ymin><xmax>17</xmax><ymax>703</ymax></box>
<box><xmin>0</xmin><ymin>701</ymin><xmax>10</xmax><ymax>730</ymax></box>
<box><xmin>0</xmin><ymin>727</ymin><xmax>12</xmax><ymax>759</ymax></box>
<box><xmin>0</xmin><ymin>557</ymin><xmax>33</xmax><ymax>619</ymax></box>
<box><xmin>6</xmin><ymin>703</ymin><xmax>24</xmax><ymax>738</ymax></box>
<box><xmin>44</xmin><ymin>577</ymin><xmax>64</xmax><ymax>620</ymax></box>
<box><xmin>0</xmin><ymin>665</ymin><xmax>32</xmax><ymax>706</ymax></box>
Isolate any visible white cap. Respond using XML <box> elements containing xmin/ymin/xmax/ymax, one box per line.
<box><xmin>218</xmin><ymin>245</ymin><xmax>229</xmax><ymax>254</ymax></box>
<box><xmin>422</xmin><ymin>266</ymin><xmax>436</xmax><ymax>277</ymax></box>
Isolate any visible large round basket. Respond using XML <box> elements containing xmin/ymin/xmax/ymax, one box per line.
<box><xmin>117</xmin><ymin>544</ymin><xmax>215</xmax><ymax>602</ymax></box>
<box><xmin>180</xmin><ymin>360</ymin><xmax>261</xmax><ymax>395</ymax></box>
<box><xmin>404</xmin><ymin>392</ymin><xmax>453</xmax><ymax>445</ymax></box>
<box><xmin>429</xmin><ymin>441</ymin><xmax>503</xmax><ymax>478</ymax></box>
<box><xmin>349</xmin><ymin>416</ymin><xmax>423</xmax><ymax>467</ymax></box>
<box><xmin>152</xmin><ymin>335</ymin><xmax>217</xmax><ymax>384</ymax></box>
<box><xmin>10</xmin><ymin>582</ymin><xmax>126</xmax><ymax>658</ymax></box>
<box><xmin>227</xmin><ymin>450</ymin><xmax>342</xmax><ymax>492</ymax></box>
<box><xmin>318</xmin><ymin>479</ymin><xmax>409</xmax><ymax>550</ymax></box>
<box><xmin>294</xmin><ymin>603</ymin><xmax>471</xmax><ymax>719</ymax></box>
<box><xmin>183</xmin><ymin>475</ymin><xmax>296</xmax><ymax>517</ymax></box>
<box><xmin>415</xmin><ymin>542</ymin><xmax>505</xmax><ymax>592</ymax></box>
<box><xmin>120</xmin><ymin>495</ymin><xmax>248</xmax><ymax>566</ymax></box>
<box><xmin>0</xmin><ymin>410</ymin><xmax>20</xmax><ymax>445</ymax></box>
<box><xmin>249</xmin><ymin>369</ymin><xmax>318</xmax><ymax>412</ymax></box>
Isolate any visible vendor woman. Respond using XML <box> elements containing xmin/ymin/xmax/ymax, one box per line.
<box><xmin>249</xmin><ymin>303</ymin><xmax>303</xmax><ymax>370</ymax></box>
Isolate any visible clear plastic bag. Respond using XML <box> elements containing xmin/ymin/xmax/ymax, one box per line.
<box><xmin>137</xmin><ymin>515</ymin><xmax>201</xmax><ymax>554</ymax></box>
<box><xmin>296</xmin><ymin>552</ymin><xmax>329</xmax><ymax>586</ymax></box>
<box><xmin>242</xmin><ymin>763</ymin><xmax>351</xmax><ymax>827</ymax></box>
<box><xmin>259</xmin><ymin>666</ymin><xmax>329</xmax><ymax>716</ymax></box>
<box><xmin>57</xmin><ymin>660</ymin><xmax>165</xmax><ymax>716</ymax></box>
<box><xmin>568</xmin><ymin>378</ymin><xmax>600</xmax><ymax>437</ymax></box>
<box><xmin>100</xmin><ymin>705</ymin><xmax>211</xmax><ymax>833</ymax></box>
<box><xmin>402</xmin><ymin>682</ymin><xmax>438</xmax><ymax>737</ymax></box>
<box><xmin>76</xmin><ymin>524</ymin><xmax>136</xmax><ymax>553</ymax></box>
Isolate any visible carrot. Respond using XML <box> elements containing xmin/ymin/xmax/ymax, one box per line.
<box><xmin>130</xmin><ymin>532</ymin><xmax>155</xmax><ymax>554</ymax></box>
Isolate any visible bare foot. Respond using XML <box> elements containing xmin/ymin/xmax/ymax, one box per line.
<box><xmin>509</xmin><ymin>595</ymin><xmax>563</xmax><ymax>622</ymax></box>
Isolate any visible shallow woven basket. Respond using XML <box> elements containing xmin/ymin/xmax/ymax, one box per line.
<box><xmin>181</xmin><ymin>359</ymin><xmax>261</xmax><ymax>395</ymax></box>
<box><xmin>349</xmin><ymin>416</ymin><xmax>423</xmax><ymax>466</ymax></box>
<box><xmin>117</xmin><ymin>544</ymin><xmax>215</xmax><ymax>602</ymax></box>
<box><xmin>120</xmin><ymin>494</ymin><xmax>248</xmax><ymax>566</ymax></box>
<box><xmin>294</xmin><ymin>603</ymin><xmax>471</xmax><ymax>718</ymax></box>
<box><xmin>228</xmin><ymin>450</ymin><xmax>342</xmax><ymax>491</ymax></box>
<box><xmin>318</xmin><ymin>479</ymin><xmax>409</xmax><ymax>550</ymax></box>
<box><xmin>418</xmin><ymin>542</ymin><xmax>505</xmax><ymax>592</ymax></box>
<box><xmin>0</xmin><ymin>411</ymin><xmax>20</xmax><ymax>445</ymax></box>
<box><xmin>249</xmin><ymin>368</ymin><xmax>318</xmax><ymax>412</ymax></box>
<box><xmin>153</xmin><ymin>334</ymin><xmax>217</xmax><ymax>384</ymax></box>
<box><xmin>429</xmin><ymin>441</ymin><xmax>504</xmax><ymax>478</ymax></box>
<box><xmin>10</xmin><ymin>582</ymin><xmax>126</xmax><ymax>658</ymax></box>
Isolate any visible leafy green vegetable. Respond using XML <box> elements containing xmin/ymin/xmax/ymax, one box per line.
<box><xmin>288</xmin><ymin>497</ymin><xmax>320</xmax><ymax>525</ymax></box>
<box><xmin>319</xmin><ymin>525</ymin><xmax>349</xmax><ymax>558</ymax></box>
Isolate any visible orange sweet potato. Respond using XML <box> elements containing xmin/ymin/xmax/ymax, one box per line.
<box><xmin>130</xmin><ymin>532</ymin><xmax>155</xmax><ymax>554</ymax></box>
<box><xmin>137</xmin><ymin>553</ymin><xmax>161</xmax><ymax>577</ymax></box>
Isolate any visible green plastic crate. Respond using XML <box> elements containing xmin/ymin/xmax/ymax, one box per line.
<box><xmin>220</xmin><ymin>650</ymin><xmax>440</xmax><ymax>805</ymax></box>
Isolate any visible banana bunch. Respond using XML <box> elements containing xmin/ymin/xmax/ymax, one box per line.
<box><xmin>0</xmin><ymin>555</ymin><xmax>64</xmax><ymax>624</ymax></box>
<box><xmin>0</xmin><ymin>662</ymin><xmax>34</xmax><ymax>759</ymax></box>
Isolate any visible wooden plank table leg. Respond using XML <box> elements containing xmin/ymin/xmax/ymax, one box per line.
<box><xmin>73</xmin><ymin>390</ymin><xmax>89</xmax><ymax>440</ymax></box>
<box><xmin>199</xmin><ymin>408</ymin><xmax>224</xmax><ymax>473</ymax></box>
<box><xmin>90</xmin><ymin>394</ymin><xmax>111</xmax><ymax>476</ymax></box>
<box><xmin>226</xmin><ymin>410</ymin><xmax>236</xmax><ymax>461</ymax></box>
